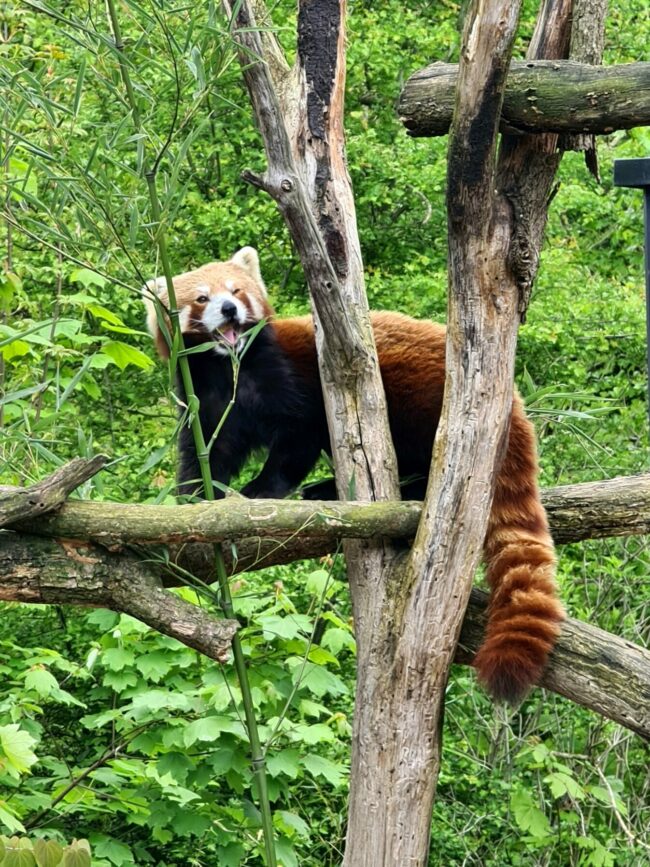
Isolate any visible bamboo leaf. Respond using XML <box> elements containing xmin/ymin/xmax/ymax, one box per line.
<box><xmin>100</xmin><ymin>340</ymin><xmax>154</xmax><ymax>370</ymax></box>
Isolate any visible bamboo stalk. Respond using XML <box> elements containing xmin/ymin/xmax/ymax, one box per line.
<box><xmin>103</xmin><ymin>5</ymin><xmax>276</xmax><ymax>862</ymax></box>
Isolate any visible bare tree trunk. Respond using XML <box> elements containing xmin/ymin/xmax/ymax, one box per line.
<box><xmin>221</xmin><ymin>5</ymin><xmax>407</xmax><ymax>859</ymax></box>
<box><xmin>222</xmin><ymin>0</ymin><xmax>399</xmax><ymax>505</ymax></box>
<box><xmin>218</xmin><ymin>0</ymin><xmax>615</xmax><ymax>863</ymax></box>
<box><xmin>343</xmin><ymin>3</ymin><xmax>527</xmax><ymax>861</ymax></box>
<box><xmin>219</xmin><ymin>25</ymin><xmax>406</xmax><ymax>830</ymax></box>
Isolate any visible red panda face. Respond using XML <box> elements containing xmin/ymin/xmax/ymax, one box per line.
<box><xmin>144</xmin><ymin>247</ymin><xmax>273</xmax><ymax>358</ymax></box>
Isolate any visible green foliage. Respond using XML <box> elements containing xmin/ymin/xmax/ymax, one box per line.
<box><xmin>0</xmin><ymin>837</ymin><xmax>91</xmax><ymax>867</ymax></box>
<box><xmin>0</xmin><ymin>564</ymin><xmax>353</xmax><ymax>864</ymax></box>
<box><xmin>0</xmin><ymin>0</ymin><xmax>649</xmax><ymax>864</ymax></box>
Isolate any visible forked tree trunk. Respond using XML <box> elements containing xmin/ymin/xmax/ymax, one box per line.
<box><xmin>220</xmin><ymin>0</ymin><xmax>612</xmax><ymax>863</ymax></box>
<box><xmin>343</xmin><ymin>2</ymin><xmax>531</xmax><ymax>860</ymax></box>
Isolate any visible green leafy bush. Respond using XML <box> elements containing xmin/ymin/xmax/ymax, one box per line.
<box><xmin>0</xmin><ymin>837</ymin><xmax>91</xmax><ymax>867</ymax></box>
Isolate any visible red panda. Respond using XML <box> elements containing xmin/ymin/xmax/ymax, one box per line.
<box><xmin>144</xmin><ymin>246</ymin><xmax>564</xmax><ymax>703</ymax></box>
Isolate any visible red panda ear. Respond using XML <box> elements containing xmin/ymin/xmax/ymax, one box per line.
<box><xmin>142</xmin><ymin>277</ymin><xmax>171</xmax><ymax>359</ymax></box>
<box><xmin>231</xmin><ymin>246</ymin><xmax>267</xmax><ymax>296</ymax></box>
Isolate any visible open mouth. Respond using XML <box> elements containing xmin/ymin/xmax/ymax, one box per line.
<box><xmin>215</xmin><ymin>325</ymin><xmax>242</xmax><ymax>348</ymax></box>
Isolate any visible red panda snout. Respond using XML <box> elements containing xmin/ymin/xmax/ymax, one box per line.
<box><xmin>221</xmin><ymin>300</ymin><xmax>238</xmax><ymax>320</ymax></box>
<box><xmin>200</xmin><ymin>292</ymin><xmax>248</xmax><ymax>330</ymax></box>
<box><xmin>197</xmin><ymin>291</ymin><xmax>251</xmax><ymax>354</ymax></box>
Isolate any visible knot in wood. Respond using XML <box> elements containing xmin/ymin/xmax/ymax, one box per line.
<box><xmin>280</xmin><ymin>178</ymin><xmax>294</xmax><ymax>192</ymax></box>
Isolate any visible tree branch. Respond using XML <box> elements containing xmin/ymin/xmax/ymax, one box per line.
<box><xmin>0</xmin><ymin>456</ymin><xmax>107</xmax><ymax>527</ymax></box>
<box><xmin>458</xmin><ymin>589</ymin><xmax>650</xmax><ymax>741</ymax></box>
<box><xmin>3</xmin><ymin>532</ymin><xmax>648</xmax><ymax>739</ymax></box>
<box><xmin>564</xmin><ymin>0</ymin><xmax>610</xmax><ymax>177</ymax></box>
<box><xmin>541</xmin><ymin>473</ymin><xmax>650</xmax><ymax>543</ymax></box>
<box><xmin>6</xmin><ymin>473</ymin><xmax>650</xmax><ymax>547</ymax></box>
<box><xmin>497</xmin><ymin>0</ymin><xmax>573</xmax><ymax>314</ymax></box>
<box><xmin>398</xmin><ymin>60</ymin><xmax>650</xmax><ymax>138</ymax></box>
<box><xmin>0</xmin><ymin>532</ymin><xmax>237</xmax><ymax>662</ymax></box>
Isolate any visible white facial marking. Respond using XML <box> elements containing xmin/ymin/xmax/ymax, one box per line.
<box><xmin>202</xmin><ymin>292</ymin><xmax>248</xmax><ymax>333</ymax></box>
<box><xmin>179</xmin><ymin>307</ymin><xmax>191</xmax><ymax>331</ymax></box>
<box><xmin>248</xmin><ymin>294</ymin><xmax>264</xmax><ymax>321</ymax></box>
<box><xmin>225</xmin><ymin>279</ymin><xmax>235</xmax><ymax>291</ymax></box>
<box><xmin>196</xmin><ymin>283</ymin><xmax>211</xmax><ymax>295</ymax></box>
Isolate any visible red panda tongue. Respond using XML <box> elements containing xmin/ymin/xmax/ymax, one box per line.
<box><xmin>220</xmin><ymin>327</ymin><xmax>238</xmax><ymax>346</ymax></box>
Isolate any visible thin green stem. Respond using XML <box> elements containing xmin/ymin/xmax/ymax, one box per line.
<box><xmin>207</xmin><ymin>359</ymin><xmax>240</xmax><ymax>453</ymax></box>
<box><xmin>104</xmin><ymin>5</ymin><xmax>276</xmax><ymax>864</ymax></box>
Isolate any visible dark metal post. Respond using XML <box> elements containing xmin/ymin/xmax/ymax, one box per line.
<box><xmin>614</xmin><ymin>158</ymin><xmax>650</xmax><ymax>431</ymax></box>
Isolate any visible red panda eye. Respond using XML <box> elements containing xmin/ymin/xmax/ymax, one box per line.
<box><xmin>231</xmin><ymin>288</ymin><xmax>241</xmax><ymax>296</ymax></box>
<box><xmin>196</xmin><ymin>295</ymin><xmax>209</xmax><ymax>304</ymax></box>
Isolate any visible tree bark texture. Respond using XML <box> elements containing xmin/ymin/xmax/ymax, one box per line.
<box><xmin>564</xmin><ymin>0</ymin><xmax>609</xmax><ymax>176</ymax></box>
<box><xmin>7</xmin><ymin>473</ymin><xmax>650</xmax><ymax>548</ymax></box>
<box><xmin>398</xmin><ymin>60</ymin><xmax>649</xmax><ymax>138</ymax></box>
<box><xmin>219</xmin><ymin>27</ymin><xmax>406</xmax><ymax>845</ymax></box>
<box><xmin>222</xmin><ymin>0</ymin><xmax>400</xmax><ymax>505</ymax></box>
<box><xmin>570</xmin><ymin>0</ymin><xmax>609</xmax><ymax>64</ymax></box>
<box><xmin>0</xmin><ymin>456</ymin><xmax>106</xmax><ymax>527</ymax></box>
<box><xmin>218</xmin><ymin>0</ymin><xmax>616</xmax><ymax>863</ymax></box>
<box><xmin>220</xmin><ymin>5</ymin><xmax>409</xmax><ymax>860</ymax></box>
<box><xmin>2</xmin><ymin>532</ymin><xmax>648</xmax><ymax>739</ymax></box>
<box><xmin>496</xmin><ymin>0</ymin><xmax>575</xmax><ymax>315</ymax></box>
<box><xmin>342</xmin><ymin>2</ymin><xmax>531</xmax><ymax>862</ymax></box>
<box><xmin>540</xmin><ymin>473</ymin><xmax>650</xmax><ymax>543</ymax></box>
<box><xmin>457</xmin><ymin>589</ymin><xmax>650</xmax><ymax>741</ymax></box>
<box><xmin>0</xmin><ymin>532</ymin><xmax>237</xmax><ymax>661</ymax></box>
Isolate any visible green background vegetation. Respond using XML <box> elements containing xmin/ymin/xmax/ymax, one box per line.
<box><xmin>0</xmin><ymin>0</ymin><xmax>648</xmax><ymax>864</ymax></box>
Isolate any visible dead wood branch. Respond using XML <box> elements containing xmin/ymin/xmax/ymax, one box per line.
<box><xmin>0</xmin><ymin>531</ymin><xmax>237</xmax><ymax>662</ymax></box>
<box><xmin>399</xmin><ymin>60</ymin><xmax>650</xmax><ymax>138</ymax></box>
<box><xmin>458</xmin><ymin>589</ymin><xmax>650</xmax><ymax>741</ymax></box>
<box><xmin>2</xmin><ymin>532</ymin><xmax>647</xmax><ymax>738</ymax></box>
<box><xmin>564</xmin><ymin>0</ymin><xmax>609</xmax><ymax>174</ymax></box>
<box><xmin>0</xmin><ymin>456</ymin><xmax>106</xmax><ymax>527</ymax></box>
<box><xmin>6</xmin><ymin>473</ymin><xmax>650</xmax><ymax>547</ymax></box>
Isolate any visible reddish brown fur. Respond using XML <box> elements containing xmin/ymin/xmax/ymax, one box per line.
<box><xmin>474</xmin><ymin>396</ymin><xmax>563</xmax><ymax>700</ymax></box>
<box><xmin>146</xmin><ymin>253</ymin><xmax>564</xmax><ymax>703</ymax></box>
<box><xmin>272</xmin><ymin>313</ymin><xmax>563</xmax><ymax>701</ymax></box>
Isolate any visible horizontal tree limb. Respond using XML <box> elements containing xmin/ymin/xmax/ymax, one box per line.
<box><xmin>9</xmin><ymin>473</ymin><xmax>650</xmax><ymax>548</ymax></box>
<box><xmin>0</xmin><ymin>531</ymin><xmax>237</xmax><ymax>662</ymax></box>
<box><xmin>398</xmin><ymin>60</ymin><xmax>650</xmax><ymax>137</ymax></box>
<box><xmin>0</xmin><ymin>456</ymin><xmax>107</xmax><ymax>528</ymax></box>
<box><xmin>10</xmin><ymin>497</ymin><xmax>422</xmax><ymax>547</ymax></box>
<box><xmin>541</xmin><ymin>473</ymin><xmax>650</xmax><ymax>543</ymax></box>
<box><xmin>2</xmin><ymin>530</ymin><xmax>648</xmax><ymax>738</ymax></box>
